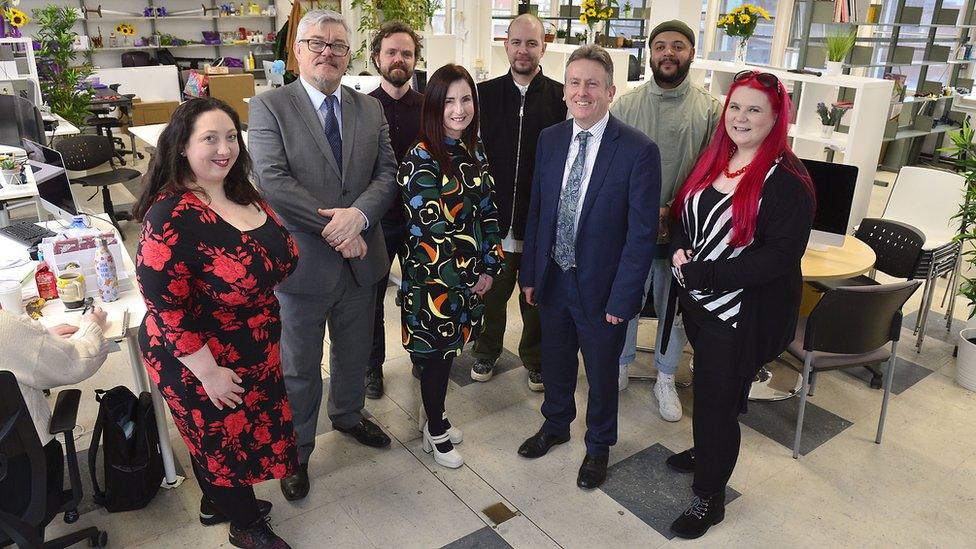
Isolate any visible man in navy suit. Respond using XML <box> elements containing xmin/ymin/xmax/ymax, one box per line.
<box><xmin>518</xmin><ymin>45</ymin><xmax>661</xmax><ymax>489</ymax></box>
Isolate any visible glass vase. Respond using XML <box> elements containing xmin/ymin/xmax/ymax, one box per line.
<box><xmin>734</xmin><ymin>39</ymin><xmax>748</xmax><ymax>65</ymax></box>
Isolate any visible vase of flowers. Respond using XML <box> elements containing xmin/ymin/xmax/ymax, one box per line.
<box><xmin>579</xmin><ymin>0</ymin><xmax>616</xmax><ymax>44</ymax></box>
<box><xmin>1</xmin><ymin>1</ymin><xmax>30</xmax><ymax>38</ymax></box>
<box><xmin>115</xmin><ymin>23</ymin><xmax>136</xmax><ymax>46</ymax></box>
<box><xmin>816</xmin><ymin>101</ymin><xmax>850</xmax><ymax>138</ymax></box>
<box><xmin>716</xmin><ymin>3</ymin><xmax>770</xmax><ymax>65</ymax></box>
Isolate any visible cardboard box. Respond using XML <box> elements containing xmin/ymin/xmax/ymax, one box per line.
<box><xmin>130</xmin><ymin>99</ymin><xmax>179</xmax><ymax>127</ymax></box>
<box><xmin>208</xmin><ymin>73</ymin><xmax>255</xmax><ymax>124</ymax></box>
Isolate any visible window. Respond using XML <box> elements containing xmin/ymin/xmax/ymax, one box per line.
<box><xmin>713</xmin><ymin>0</ymin><xmax>778</xmax><ymax>65</ymax></box>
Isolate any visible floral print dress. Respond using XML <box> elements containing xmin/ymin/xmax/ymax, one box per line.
<box><xmin>397</xmin><ymin>138</ymin><xmax>504</xmax><ymax>360</ymax></box>
<box><xmin>137</xmin><ymin>191</ymin><xmax>299</xmax><ymax>487</ymax></box>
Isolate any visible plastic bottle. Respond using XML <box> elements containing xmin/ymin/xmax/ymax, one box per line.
<box><xmin>35</xmin><ymin>259</ymin><xmax>59</xmax><ymax>300</ymax></box>
<box><xmin>94</xmin><ymin>236</ymin><xmax>119</xmax><ymax>302</ymax></box>
<box><xmin>248</xmin><ymin>51</ymin><xmax>256</xmax><ymax>70</ymax></box>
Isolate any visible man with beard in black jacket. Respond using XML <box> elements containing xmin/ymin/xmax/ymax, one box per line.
<box><xmin>471</xmin><ymin>13</ymin><xmax>566</xmax><ymax>390</ymax></box>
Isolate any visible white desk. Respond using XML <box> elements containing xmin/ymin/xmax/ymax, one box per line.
<box><xmin>0</xmin><ymin>218</ymin><xmax>183</xmax><ymax>487</ymax></box>
<box><xmin>45</xmin><ymin>113</ymin><xmax>81</xmax><ymax>139</ymax></box>
<box><xmin>129</xmin><ymin>123</ymin><xmax>249</xmax><ymax>149</ymax></box>
<box><xmin>0</xmin><ymin>163</ymin><xmax>41</xmax><ymax>226</ymax></box>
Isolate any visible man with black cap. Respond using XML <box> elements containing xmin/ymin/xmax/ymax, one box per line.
<box><xmin>610</xmin><ymin>19</ymin><xmax>722</xmax><ymax>422</ymax></box>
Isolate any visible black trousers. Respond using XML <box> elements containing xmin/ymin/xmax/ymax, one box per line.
<box><xmin>681</xmin><ymin>295</ymin><xmax>751</xmax><ymax>497</ymax></box>
<box><xmin>415</xmin><ymin>354</ymin><xmax>455</xmax><ymax>436</ymax></box>
<box><xmin>190</xmin><ymin>458</ymin><xmax>259</xmax><ymax>529</ymax></box>
<box><xmin>368</xmin><ymin>219</ymin><xmax>407</xmax><ymax>376</ymax></box>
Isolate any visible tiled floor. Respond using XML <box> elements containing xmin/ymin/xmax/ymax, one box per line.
<box><xmin>25</xmin><ymin>152</ymin><xmax>976</xmax><ymax>547</ymax></box>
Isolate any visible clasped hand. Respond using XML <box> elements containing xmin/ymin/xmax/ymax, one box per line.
<box><xmin>319</xmin><ymin>207</ymin><xmax>367</xmax><ymax>259</ymax></box>
<box><xmin>199</xmin><ymin>366</ymin><xmax>245</xmax><ymax>410</ymax></box>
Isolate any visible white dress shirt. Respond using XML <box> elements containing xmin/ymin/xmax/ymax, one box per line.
<box><xmin>560</xmin><ymin>111</ymin><xmax>610</xmax><ymax>234</ymax></box>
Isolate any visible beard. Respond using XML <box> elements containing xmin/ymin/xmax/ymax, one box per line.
<box><xmin>382</xmin><ymin>62</ymin><xmax>414</xmax><ymax>88</ymax></box>
<box><xmin>511</xmin><ymin>58</ymin><xmax>539</xmax><ymax>77</ymax></box>
<box><xmin>651</xmin><ymin>56</ymin><xmax>692</xmax><ymax>85</ymax></box>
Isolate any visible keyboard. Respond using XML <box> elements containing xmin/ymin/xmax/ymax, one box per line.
<box><xmin>0</xmin><ymin>221</ymin><xmax>57</xmax><ymax>247</ymax></box>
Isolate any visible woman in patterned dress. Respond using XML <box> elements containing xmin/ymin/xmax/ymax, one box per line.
<box><xmin>398</xmin><ymin>64</ymin><xmax>504</xmax><ymax>469</ymax></box>
<box><xmin>133</xmin><ymin>98</ymin><xmax>297</xmax><ymax>549</ymax></box>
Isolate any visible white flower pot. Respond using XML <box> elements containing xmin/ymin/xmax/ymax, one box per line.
<box><xmin>0</xmin><ymin>169</ymin><xmax>20</xmax><ymax>188</ymax></box>
<box><xmin>825</xmin><ymin>60</ymin><xmax>844</xmax><ymax>76</ymax></box>
<box><xmin>956</xmin><ymin>328</ymin><xmax>976</xmax><ymax>391</ymax></box>
<box><xmin>820</xmin><ymin>124</ymin><xmax>834</xmax><ymax>138</ymax></box>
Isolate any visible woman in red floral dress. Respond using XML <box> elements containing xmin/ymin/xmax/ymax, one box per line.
<box><xmin>133</xmin><ymin>98</ymin><xmax>297</xmax><ymax>549</ymax></box>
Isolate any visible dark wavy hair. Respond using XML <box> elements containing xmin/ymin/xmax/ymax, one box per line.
<box><xmin>416</xmin><ymin>64</ymin><xmax>480</xmax><ymax>180</ymax></box>
<box><xmin>132</xmin><ymin>97</ymin><xmax>258</xmax><ymax>221</ymax></box>
<box><xmin>369</xmin><ymin>20</ymin><xmax>423</xmax><ymax>72</ymax></box>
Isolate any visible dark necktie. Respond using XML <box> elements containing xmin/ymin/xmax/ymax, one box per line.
<box><xmin>320</xmin><ymin>94</ymin><xmax>342</xmax><ymax>174</ymax></box>
<box><xmin>553</xmin><ymin>131</ymin><xmax>591</xmax><ymax>270</ymax></box>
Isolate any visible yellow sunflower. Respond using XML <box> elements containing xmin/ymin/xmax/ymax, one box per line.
<box><xmin>6</xmin><ymin>7</ymin><xmax>30</xmax><ymax>27</ymax></box>
<box><xmin>739</xmin><ymin>14</ymin><xmax>751</xmax><ymax>24</ymax></box>
<box><xmin>579</xmin><ymin>13</ymin><xmax>588</xmax><ymax>24</ymax></box>
<box><xmin>587</xmin><ymin>8</ymin><xmax>596</xmax><ymax>16</ymax></box>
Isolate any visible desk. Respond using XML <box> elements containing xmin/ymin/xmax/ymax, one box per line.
<box><xmin>0</xmin><ymin>218</ymin><xmax>183</xmax><ymax>488</ymax></box>
<box><xmin>749</xmin><ymin>236</ymin><xmax>877</xmax><ymax>401</ymax></box>
<box><xmin>129</xmin><ymin>123</ymin><xmax>249</xmax><ymax>149</ymax></box>
<box><xmin>0</xmin><ymin>161</ymin><xmax>41</xmax><ymax>226</ymax></box>
<box><xmin>45</xmin><ymin>113</ymin><xmax>81</xmax><ymax>140</ymax></box>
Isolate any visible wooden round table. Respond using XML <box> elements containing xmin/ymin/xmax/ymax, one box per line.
<box><xmin>749</xmin><ymin>235</ymin><xmax>877</xmax><ymax>401</ymax></box>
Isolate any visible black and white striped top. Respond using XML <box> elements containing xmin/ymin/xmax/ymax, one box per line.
<box><xmin>677</xmin><ymin>179</ymin><xmax>766</xmax><ymax>328</ymax></box>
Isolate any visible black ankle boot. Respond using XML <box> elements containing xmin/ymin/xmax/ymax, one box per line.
<box><xmin>666</xmin><ymin>447</ymin><xmax>695</xmax><ymax>474</ymax></box>
<box><xmin>229</xmin><ymin>517</ymin><xmax>291</xmax><ymax>549</ymax></box>
<box><xmin>669</xmin><ymin>491</ymin><xmax>726</xmax><ymax>539</ymax></box>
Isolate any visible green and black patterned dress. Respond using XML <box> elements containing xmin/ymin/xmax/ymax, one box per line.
<box><xmin>397</xmin><ymin>137</ymin><xmax>504</xmax><ymax>360</ymax></box>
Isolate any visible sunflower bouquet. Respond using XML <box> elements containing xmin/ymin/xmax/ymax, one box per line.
<box><xmin>1</xmin><ymin>0</ymin><xmax>30</xmax><ymax>38</ymax></box>
<box><xmin>716</xmin><ymin>3</ymin><xmax>770</xmax><ymax>40</ymax></box>
<box><xmin>579</xmin><ymin>0</ymin><xmax>617</xmax><ymax>25</ymax></box>
<box><xmin>115</xmin><ymin>23</ymin><xmax>136</xmax><ymax>36</ymax></box>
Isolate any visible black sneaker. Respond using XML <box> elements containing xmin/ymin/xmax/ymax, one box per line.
<box><xmin>669</xmin><ymin>491</ymin><xmax>726</xmax><ymax>540</ymax></box>
<box><xmin>200</xmin><ymin>497</ymin><xmax>272</xmax><ymax>526</ymax></box>
<box><xmin>229</xmin><ymin>516</ymin><xmax>291</xmax><ymax>549</ymax></box>
<box><xmin>666</xmin><ymin>448</ymin><xmax>695</xmax><ymax>474</ymax></box>
<box><xmin>470</xmin><ymin>359</ymin><xmax>495</xmax><ymax>382</ymax></box>
<box><xmin>527</xmin><ymin>370</ymin><xmax>544</xmax><ymax>392</ymax></box>
<box><xmin>365</xmin><ymin>370</ymin><xmax>384</xmax><ymax>399</ymax></box>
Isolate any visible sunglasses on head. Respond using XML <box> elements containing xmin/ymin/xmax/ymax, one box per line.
<box><xmin>733</xmin><ymin>70</ymin><xmax>782</xmax><ymax>96</ymax></box>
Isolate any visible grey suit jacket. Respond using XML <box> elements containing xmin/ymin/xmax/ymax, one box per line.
<box><xmin>249</xmin><ymin>80</ymin><xmax>397</xmax><ymax>295</ymax></box>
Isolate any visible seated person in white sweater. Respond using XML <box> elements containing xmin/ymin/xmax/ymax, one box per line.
<box><xmin>0</xmin><ymin>307</ymin><xmax>109</xmax><ymax>520</ymax></box>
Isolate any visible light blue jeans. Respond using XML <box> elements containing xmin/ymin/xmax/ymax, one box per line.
<box><xmin>618</xmin><ymin>257</ymin><xmax>686</xmax><ymax>375</ymax></box>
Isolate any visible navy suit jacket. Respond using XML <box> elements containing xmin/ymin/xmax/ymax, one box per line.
<box><xmin>520</xmin><ymin>114</ymin><xmax>661</xmax><ymax>320</ymax></box>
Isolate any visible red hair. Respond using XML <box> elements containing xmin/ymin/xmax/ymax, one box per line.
<box><xmin>672</xmin><ymin>73</ymin><xmax>814</xmax><ymax>247</ymax></box>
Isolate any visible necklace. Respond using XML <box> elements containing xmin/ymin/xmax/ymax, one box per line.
<box><xmin>723</xmin><ymin>148</ymin><xmax>751</xmax><ymax>179</ymax></box>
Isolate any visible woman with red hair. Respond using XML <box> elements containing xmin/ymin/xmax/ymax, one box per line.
<box><xmin>664</xmin><ymin>71</ymin><xmax>815</xmax><ymax>539</ymax></box>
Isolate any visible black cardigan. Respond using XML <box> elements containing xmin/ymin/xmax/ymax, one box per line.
<box><xmin>666</xmin><ymin>153</ymin><xmax>815</xmax><ymax>377</ymax></box>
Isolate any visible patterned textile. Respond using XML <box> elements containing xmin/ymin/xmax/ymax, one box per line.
<box><xmin>320</xmin><ymin>95</ymin><xmax>342</xmax><ymax>174</ymax></box>
<box><xmin>136</xmin><ymin>192</ymin><xmax>300</xmax><ymax>487</ymax></box>
<box><xmin>553</xmin><ymin>131</ymin><xmax>591</xmax><ymax>270</ymax></box>
<box><xmin>397</xmin><ymin>138</ymin><xmax>505</xmax><ymax>359</ymax></box>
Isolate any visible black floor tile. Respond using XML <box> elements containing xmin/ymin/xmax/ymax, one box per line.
<box><xmin>601</xmin><ymin>443</ymin><xmax>741</xmax><ymax>540</ymax></box>
<box><xmin>450</xmin><ymin>346</ymin><xmax>523</xmax><ymax>387</ymax></box>
<box><xmin>741</xmin><ymin>398</ymin><xmax>853</xmax><ymax>456</ymax></box>
<box><xmin>441</xmin><ymin>526</ymin><xmax>512</xmax><ymax>549</ymax></box>
<box><xmin>842</xmin><ymin>356</ymin><xmax>934</xmax><ymax>395</ymax></box>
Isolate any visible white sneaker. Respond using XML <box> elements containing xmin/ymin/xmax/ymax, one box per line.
<box><xmin>654</xmin><ymin>373</ymin><xmax>682</xmax><ymax>422</ymax></box>
<box><xmin>422</xmin><ymin>422</ymin><xmax>463</xmax><ymax>469</ymax></box>
<box><xmin>618</xmin><ymin>362</ymin><xmax>630</xmax><ymax>392</ymax></box>
<box><xmin>417</xmin><ymin>405</ymin><xmax>462</xmax><ymax>443</ymax></box>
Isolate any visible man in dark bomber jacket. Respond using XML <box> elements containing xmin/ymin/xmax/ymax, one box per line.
<box><xmin>471</xmin><ymin>13</ymin><xmax>567</xmax><ymax>389</ymax></box>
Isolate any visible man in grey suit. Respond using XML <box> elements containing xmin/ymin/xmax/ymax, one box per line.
<box><xmin>248</xmin><ymin>9</ymin><xmax>397</xmax><ymax>502</ymax></box>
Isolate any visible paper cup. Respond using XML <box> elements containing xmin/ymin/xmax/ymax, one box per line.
<box><xmin>0</xmin><ymin>280</ymin><xmax>24</xmax><ymax>315</ymax></box>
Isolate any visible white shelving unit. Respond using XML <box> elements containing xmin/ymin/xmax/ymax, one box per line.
<box><xmin>0</xmin><ymin>37</ymin><xmax>42</xmax><ymax>106</ymax></box>
<box><xmin>691</xmin><ymin>60</ymin><xmax>894</xmax><ymax>229</ymax></box>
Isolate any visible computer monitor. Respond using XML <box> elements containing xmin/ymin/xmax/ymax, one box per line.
<box><xmin>801</xmin><ymin>158</ymin><xmax>857</xmax><ymax>249</ymax></box>
<box><xmin>22</xmin><ymin>138</ymin><xmax>79</xmax><ymax>221</ymax></box>
<box><xmin>341</xmin><ymin>75</ymin><xmax>382</xmax><ymax>94</ymax></box>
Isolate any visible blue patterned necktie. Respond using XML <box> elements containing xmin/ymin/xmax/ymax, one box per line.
<box><xmin>553</xmin><ymin>130</ymin><xmax>591</xmax><ymax>270</ymax></box>
<box><xmin>319</xmin><ymin>94</ymin><xmax>342</xmax><ymax>175</ymax></box>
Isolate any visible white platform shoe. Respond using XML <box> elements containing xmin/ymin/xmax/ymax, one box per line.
<box><xmin>422</xmin><ymin>422</ymin><xmax>464</xmax><ymax>469</ymax></box>
<box><xmin>418</xmin><ymin>405</ymin><xmax>463</xmax><ymax>443</ymax></box>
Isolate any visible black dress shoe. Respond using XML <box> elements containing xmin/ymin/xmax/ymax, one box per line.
<box><xmin>669</xmin><ymin>491</ymin><xmax>726</xmax><ymax>539</ymax></box>
<box><xmin>333</xmin><ymin>418</ymin><xmax>391</xmax><ymax>448</ymax></box>
<box><xmin>229</xmin><ymin>516</ymin><xmax>291</xmax><ymax>549</ymax></box>
<box><xmin>576</xmin><ymin>453</ymin><xmax>609</xmax><ymax>489</ymax></box>
<box><xmin>365</xmin><ymin>370</ymin><xmax>384</xmax><ymax>400</ymax></box>
<box><xmin>518</xmin><ymin>429</ymin><xmax>570</xmax><ymax>458</ymax></box>
<box><xmin>666</xmin><ymin>447</ymin><xmax>696</xmax><ymax>474</ymax></box>
<box><xmin>200</xmin><ymin>497</ymin><xmax>273</xmax><ymax>526</ymax></box>
<box><xmin>279</xmin><ymin>463</ymin><xmax>309</xmax><ymax>501</ymax></box>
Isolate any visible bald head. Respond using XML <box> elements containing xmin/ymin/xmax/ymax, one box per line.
<box><xmin>508</xmin><ymin>13</ymin><xmax>545</xmax><ymax>42</ymax></box>
<box><xmin>505</xmin><ymin>13</ymin><xmax>547</xmax><ymax>83</ymax></box>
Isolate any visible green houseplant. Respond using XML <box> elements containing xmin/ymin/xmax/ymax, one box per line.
<box><xmin>351</xmin><ymin>0</ymin><xmax>439</xmax><ymax>57</ymax></box>
<box><xmin>824</xmin><ymin>25</ymin><xmax>856</xmax><ymax>75</ymax></box>
<box><xmin>0</xmin><ymin>155</ymin><xmax>21</xmax><ymax>187</ymax></box>
<box><xmin>31</xmin><ymin>4</ymin><xmax>94</xmax><ymax>129</ymax></box>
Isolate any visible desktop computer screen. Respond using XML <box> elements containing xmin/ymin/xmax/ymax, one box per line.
<box><xmin>22</xmin><ymin>138</ymin><xmax>79</xmax><ymax>221</ymax></box>
<box><xmin>800</xmin><ymin>158</ymin><xmax>857</xmax><ymax>249</ymax></box>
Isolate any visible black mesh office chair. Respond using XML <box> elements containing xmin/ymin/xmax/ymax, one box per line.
<box><xmin>55</xmin><ymin>135</ymin><xmax>142</xmax><ymax>239</ymax></box>
<box><xmin>786</xmin><ymin>281</ymin><xmax>921</xmax><ymax>459</ymax></box>
<box><xmin>0</xmin><ymin>371</ymin><xmax>108</xmax><ymax>547</ymax></box>
<box><xmin>85</xmin><ymin>84</ymin><xmax>142</xmax><ymax>165</ymax></box>
<box><xmin>0</xmin><ymin>94</ymin><xmax>46</xmax><ymax>146</ymax></box>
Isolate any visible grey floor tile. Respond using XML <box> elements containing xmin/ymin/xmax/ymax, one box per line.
<box><xmin>903</xmin><ymin>309</ymin><xmax>963</xmax><ymax>346</ymax></box>
<box><xmin>450</xmin><ymin>347</ymin><xmax>523</xmax><ymax>387</ymax></box>
<box><xmin>841</xmin><ymin>356</ymin><xmax>934</xmax><ymax>395</ymax></box>
<box><xmin>441</xmin><ymin>526</ymin><xmax>513</xmax><ymax>549</ymax></box>
<box><xmin>601</xmin><ymin>443</ymin><xmax>740</xmax><ymax>540</ymax></box>
<box><xmin>740</xmin><ymin>398</ymin><xmax>853</xmax><ymax>456</ymax></box>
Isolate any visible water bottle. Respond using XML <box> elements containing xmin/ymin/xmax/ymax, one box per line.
<box><xmin>94</xmin><ymin>236</ymin><xmax>119</xmax><ymax>302</ymax></box>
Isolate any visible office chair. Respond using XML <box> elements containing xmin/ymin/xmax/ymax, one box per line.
<box><xmin>0</xmin><ymin>94</ymin><xmax>45</xmax><ymax>146</ymax></box>
<box><xmin>85</xmin><ymin>84</ymin><xmax>142</xmax><ymax>165</ymax></box>
<box><xmin>786</xmin><ymin>281</ymin><xmax>921</xmax><ymax>459</ymax></box>
<box><xmin>55</xmin><ymin>135</ymin><xmax>141</xmax><ymax>239</ymax></box>
<box><xmin>0</xmin><ymin>371</ymin><xmax>109</xmax><ymax>547</ymax></box>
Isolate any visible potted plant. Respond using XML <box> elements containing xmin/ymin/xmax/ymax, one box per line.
<box><xmin>350</xmin><ymin>0</ymin><xmax>439</xmax><ymax>57</ymax></box>
<box><xmin>622</xmin><ymin>1</ymin><xmax>632</xmax><ymax>18</ymax></box>
<box><xmin>940</xmin><ymin>119</ymin><xmax>976</xmax><ymax>390</ymax></box>
<box><xmin>579</xmin><ymin>0</ymin><xmax>617</xmax><ymax>42</ymax></box>
<box><xmin>0</xmin><ymin>155</ymin><xmax>20</xmax><ymax>187</ymax></box>
<box><xmin>555</xmin><ymin>28</ymin><xmax>567</xmax><ymax>44</ymax></box>
<box><xmin>816</xmin><ymin>102</ymin><xmax>849</xmax><ymax>138</ymax></box>
<box><xmin>31</xmin><ymin>4</ymin><xmax>94</xmax><ymax>129</ymax></box>
<box><xmin>825</xmin><ymin>25</ymin><xmax>856</xmax><ymax>76</ymax></box>
<box><xmin>716</xmin><ymin>3</ymin><xmax>770</xmax><ymax>64</ymax></box>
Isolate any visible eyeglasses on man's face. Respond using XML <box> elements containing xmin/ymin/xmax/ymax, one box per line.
<box><xmin>300</xmin><ymin>38</ymin><xmax>350</xmax><ymax>56</ymax></box>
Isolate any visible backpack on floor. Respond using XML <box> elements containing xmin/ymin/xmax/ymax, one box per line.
<box><xmin>87</xmin><ymin>386</ymin><xmax>164</xmax><ymax>512</ymax></box>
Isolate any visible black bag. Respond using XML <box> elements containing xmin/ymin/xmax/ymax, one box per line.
<box><xmin>156</xmin><ymin>48</ymin><xmax>177</xmax><ymax>66</ymax></box>
<box><xmin>87</xmin><ymin>386</ymin><xmax>164</xmax><ymax>512</ymax></box>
